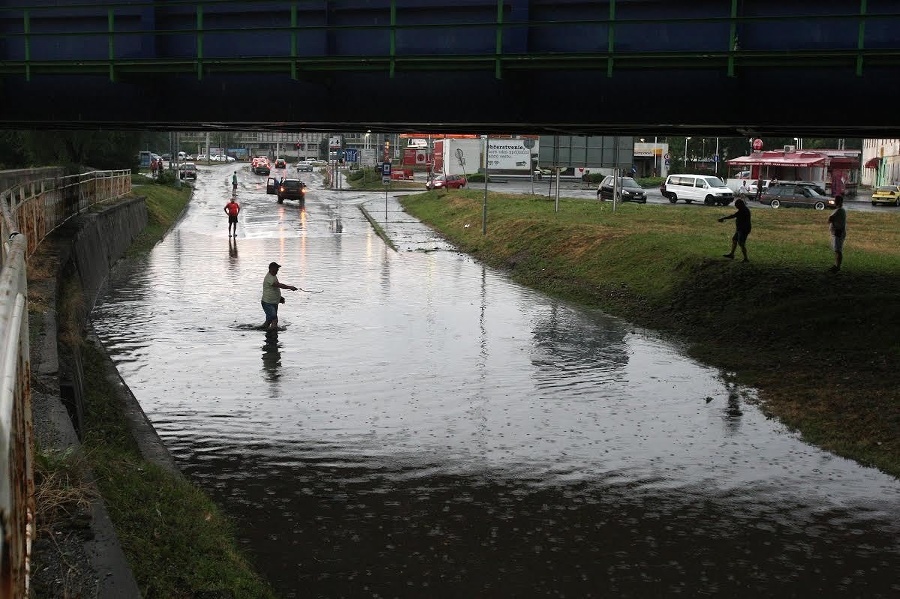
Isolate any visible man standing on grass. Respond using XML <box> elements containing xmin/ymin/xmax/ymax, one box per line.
<box><xmin>718</xmin><ymin>198</ymin><xmax>752</xmax><ymax>262</ymax></box>
<box><xmin>827</xmin><ymin>196</ymin><xmax>847</xmax><ymax>272</ymax></box>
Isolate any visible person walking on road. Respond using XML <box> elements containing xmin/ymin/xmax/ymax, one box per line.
<box><xmin>718</xmin><ymin>198</ymin><xmax>752</xmax><ymax>262</ymax></box>
<box><xmin>261</xmin><ymin>262</ymin><xmax>298</xmax><ymax>332</ymax></box>
<box><xmin>827</xmin><ymin>196</ymin><xmax>847</xmax><ymax>272</ymax></box>
<box><xmin>224</xmin><ymin>197</ymin><xmax>241</xmax><ymax>237</ymax></box>
<box><xmin>232</xmin><ymin>171</ymin><xmax>239</xmax><ymax>193</ymax></box>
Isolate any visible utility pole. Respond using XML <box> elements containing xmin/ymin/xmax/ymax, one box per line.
<box><xmin>482</xmin><ymin>135</ymin><xmax>489</xmax><ymax>234</ymax></box>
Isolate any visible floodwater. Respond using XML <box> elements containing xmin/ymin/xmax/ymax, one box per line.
<box><xmin>91</xmin><ymin>164</ymin><xmax>900</xmax><ymax>598</ymax></box>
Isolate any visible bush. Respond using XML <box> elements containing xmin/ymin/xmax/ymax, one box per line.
<box><xmin>155</xmin><ymin>170</ymin><xmax>178</xmax><ymax>185</ymax></box>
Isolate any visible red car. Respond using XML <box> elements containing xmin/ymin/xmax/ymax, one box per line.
<box><xmin>426</xmin><ymin>174</ymin><xmax>467</xmax><ymax>190</ymax></box>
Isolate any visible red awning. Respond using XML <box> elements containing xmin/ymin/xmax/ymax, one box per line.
<box><xmin>864</xmin><ymin>157</ymin><xmax>881</xmax><ymax>169</ymax></box>
<box><xmin>830</xmin><ymin>157</ymin><xmax>860</xmax><ymax>167</ymax></box>
<box><xmin>728</xmin><ymin>154</ymin><xmax>826</xmax><ymax>168</ymax></box>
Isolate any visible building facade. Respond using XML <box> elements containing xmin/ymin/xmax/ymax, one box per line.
<box><xmin>862</xmin><ymin>139</ymin><xmax>900</xmax><ymax>187</ymax></box>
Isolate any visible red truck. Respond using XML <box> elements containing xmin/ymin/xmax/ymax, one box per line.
<box><xmin>390</xmin><ymin>168</ymin><xmax>414</xmax><ymax>180</ymax></box>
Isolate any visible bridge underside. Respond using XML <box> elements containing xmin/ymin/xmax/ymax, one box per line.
<box><xmin>1</xmin><ymin>0</ymin><xmax>899</xmax><ymax>136</ymax></box>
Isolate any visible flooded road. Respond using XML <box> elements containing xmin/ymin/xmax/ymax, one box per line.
<box><xmin>91</xmin><ymin>164</ymin><xmax>900</xmax><ymax>597</ymax></box>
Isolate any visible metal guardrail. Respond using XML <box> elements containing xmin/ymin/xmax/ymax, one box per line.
<box><xmin>0</xmin><ymin>168</ymin><xmax>131</xmax><ymax>598</ymax></box>
<box><xmin>0</xmin><ymin>170</ymin><xmax>132</xmax><ymax>269</ymax></box>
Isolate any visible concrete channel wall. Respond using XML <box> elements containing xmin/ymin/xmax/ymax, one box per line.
<box><xmin>55</xmin><ymin>199</ymin><xmax>148</xmax><ymax>437</ymax></box>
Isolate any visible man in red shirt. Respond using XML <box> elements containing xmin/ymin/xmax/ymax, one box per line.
<box><xmin>224</xmin><ymin>197</ymin><xmax>241</xmax><ymax>237</ymax></box>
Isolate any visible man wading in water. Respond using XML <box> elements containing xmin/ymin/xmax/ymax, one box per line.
<box><xmin>261</xmin><ymin>262</ymin><xmax>298</xmax><ymax>331</ymax></box>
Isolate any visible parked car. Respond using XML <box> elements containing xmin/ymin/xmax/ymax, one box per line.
<box><xmin>178</xmin><ymin>163</ymin><xmax>197</xmax><ymax>180</ymax></box>
<box><xmin>597</xmin><ymin>176</ymin><xmax>647</xmax><ymax>203</ymax></box>
<box><xmin>297</xmin><ymin>161</ymin><xmax>313</xmax><ymax>172</ymax></box>
<box><xmin>760</xmin><ymin>184</ymin><xmax>836</xmax><ymax>210</ymax></box>
<box><xmin>662</xmin><ymin>174</ymin><xmax>733</xmax><ymax>205</ymax></box>
<box><xmin>426</xmin><ymin>174</ymin><xmax>466</xmax><ymax>190</ymax></box>
<box><xmin>269</xmin><ymin>178</ymin><xmax>307</xmax><ymax>203</ymax></box>
<box><xmin>746</xmin><ymin>179</ymin><xmax>771</xmax><ymax>195</ymax></box>
<box><xmin>196</xmin><ymin>153</ymin><xmax>208</xmax><ymax>161</ymax></box>
<box><xmin>871</xmin><ymin>185</ymin><xmax>900</xmax><ymax>207</ymax></box>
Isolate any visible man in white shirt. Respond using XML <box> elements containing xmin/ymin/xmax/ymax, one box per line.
<box><xmin>261</xmin><ymin>262</ymin><xmax>298</xmax><ymax>331</ymax></box>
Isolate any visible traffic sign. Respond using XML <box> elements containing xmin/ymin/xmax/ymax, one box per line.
<box><xmin>664</xmin><ymin>153</ymin><xmax>670</xmax><ymax>160</ymax></box>
<box><xmin>344</xmin><ymin>148</ymin><xmax>359</xmax><ymax>162</ymax></box>
<box><xmin>665</xmin><ymin>159</ymin><xmax>671</xmax><ymax>166</ymax></box>
<box><xmin>381</xmin><ymin>162</ymin><xmax>392</xmax><ymax>176</ymax></box>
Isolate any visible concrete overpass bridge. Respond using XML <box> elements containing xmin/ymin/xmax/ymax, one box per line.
<box><xmin>0</xmin><ymin>0</ymin><xmax>899</xmax><ymax>137</ymax></box>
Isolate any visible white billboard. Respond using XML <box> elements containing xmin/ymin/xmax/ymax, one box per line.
<box><xmin>486</xmin><ymin>139</ymin><xmax>535</xmax><ymax>171</ymax></box>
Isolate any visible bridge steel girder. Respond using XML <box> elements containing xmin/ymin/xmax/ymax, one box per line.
<box><xmin>0</xmin><ymin>0</ymin><xmax>899</xmax><ymax>136</ymax></box>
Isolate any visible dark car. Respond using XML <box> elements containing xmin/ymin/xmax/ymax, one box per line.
<box><xmin>597</xmin><ymin>176</ymin><xmax>647</xmax><ymax>203</ymax></box>
<box><xmin>760</xmin><ymin>184</ymin><xmax>836</xmax><ymax>210</ymax></box>
<box><xmin>426</xmin><ymin>174</ymin><xmax>466</xmax><ymax>190</ymax></box>
<box><xmin>778</xmin><ymin>180</ymin><xmax>828</xmax><ymax>196</ymax></box>
<box><xmin>276</xmin><ymin>178</ymin><xmax>307</xmax><ymax>203</ymax></box>
<box><xmin>178</xmin><ymin>163</ymin><xmax>197</xmax><ymax>180</ymax></box>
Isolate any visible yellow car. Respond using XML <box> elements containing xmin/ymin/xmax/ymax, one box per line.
<box><xmin>871</xmin><ymin>185</ymin><xmax>900</xmax><ymax>207</ymax></box>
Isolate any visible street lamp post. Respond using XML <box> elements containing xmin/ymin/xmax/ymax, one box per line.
<box><xmin>684</xmin><ymin>137</ymin><xmax>691</xmax><ymax>170</ymax></box>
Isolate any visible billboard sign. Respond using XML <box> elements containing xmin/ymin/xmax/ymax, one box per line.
<box><xmin>486</xmin><ymin>140</ymin><xmax>533</xmax><ymax>171</ymax></box>
<box><xmin>538</xmin><ymin>135</ymin><xmax>634</xmax><ymax>168</ymax></box>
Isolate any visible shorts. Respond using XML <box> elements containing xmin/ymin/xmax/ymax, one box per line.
<box><xmin>732</xmin><ymin>230</ymin><xmax>749</xmax><ymax>245</ymax></box>
<box><xmin>831</xmin><ymin>235</ymin><xmax>845</xmax><ymax>253</ymax></box>
<box><xmin>261</xmin><ymin>301</ymin><xmax>278</xmax><ymax>321</ymax></box>
<box><xmin>228</xmin><ymin>215</ymin><xmax>238</xmax><ymax>224</ymax></box>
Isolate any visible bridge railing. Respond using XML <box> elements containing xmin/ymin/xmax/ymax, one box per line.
<box><xmin>1</xmin><ymin>169</ymin><xmax>132</xmax><ymax>268</ymax></box>
<box><xmin>0</xmin><ymin>168</ymin><xmax>131</xmax><ymax>597</ymax></box>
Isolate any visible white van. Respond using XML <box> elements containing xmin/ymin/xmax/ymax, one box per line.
<box><xmin>662</xmin><ymin>174</ymin><xmax>734</xmax><ymax>206</ymax></box>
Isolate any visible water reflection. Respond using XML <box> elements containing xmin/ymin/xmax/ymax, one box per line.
<box><xmin>261</xmin><ymin>330</ymin><xmax>281</xmax><ymax>384</ymax></box>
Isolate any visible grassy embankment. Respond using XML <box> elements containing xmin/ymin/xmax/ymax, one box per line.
<box><xmin>38</xmin><ymin>181</ymin><xmax>277</xmax><ymax>598</ymax></box>
<box><xmin>400</xmin><ymin>189</ymin><xmax>900</xmax><ymax>479</ymax></box>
